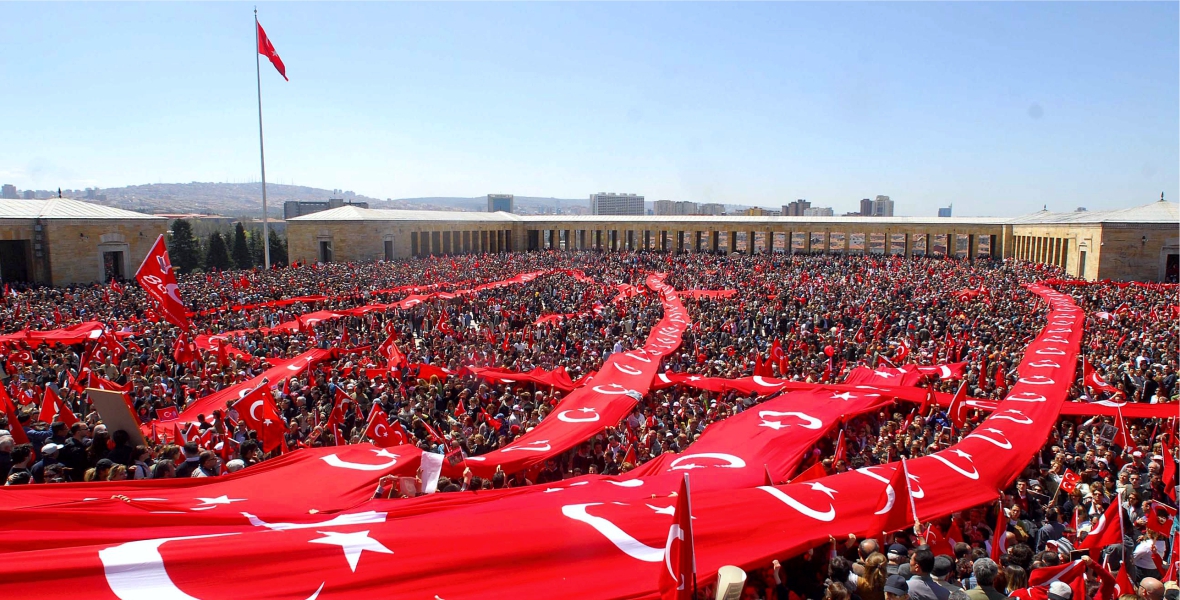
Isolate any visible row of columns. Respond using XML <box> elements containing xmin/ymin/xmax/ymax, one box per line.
<box><xmin>411</xmin><ymin>229</ymin><xmax>512</xmax><ymax>257</ymax></box>
<box><xmin>1013</xmin><ymin>235</ymin><xmax>1070</xmax><ymax>269</ymax></box>
<box><xmin>529</xmin><ymin>229</ymin><xmax>997</xmax><ymax>259</ymax></box>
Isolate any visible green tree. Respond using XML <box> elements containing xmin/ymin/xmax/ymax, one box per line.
<box><xmin>247</xmin><ymin>228</ymin><xmax>264</xmax><ymax>266</ymax></box>
<box><xmin>169</xmin><ymin>219</ymin><xmax>201</xmax><ymax>274</ymax></box>
<box><xmin>268</xmin><ymin>228</ymin><xmax>288</xmax><ymax>266</ymax></box>
<box><xmin>205</xmin><ymin>231</ymin><xmax>231</xmax><ymax>271</ymax></box>
<box><xmin>231</xmin><ymin>222</ymin><xmax>251</xmax><ymax>269</ymax></box>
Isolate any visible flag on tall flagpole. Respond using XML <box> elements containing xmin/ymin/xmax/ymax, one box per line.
<box><xmin>256</xmin><ymin>20</ymin><xmax>288</xmax><ymax>80</ymax></box>
<box><xmin>254</xmin><ymin>9</ymin><xmax>286</xmax><ymax>269</ymax></box>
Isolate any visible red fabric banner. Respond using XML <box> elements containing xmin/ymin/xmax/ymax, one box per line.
<box><xmin>0</xmin><ymin>285</ymin><xmax>1085</xmax><ymax>600</ymax></box>
<box><xmin>453</xmin><ymin>274</ymin><xmax>689</xmax><ymax>478</ymax></box>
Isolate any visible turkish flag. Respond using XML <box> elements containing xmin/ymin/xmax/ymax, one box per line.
<box><xmin>37</xmin><ymin>386</ymin><xmax>77</xmax><ymax>427</ymax></box>
<box><xmin>924</xmin><ymin>523</ymin><xmax>955</xmax><ymax>557</ymax></box>
<box><xmin>990</xmin><ymin>503</ymin><xmax>1009</xmax><ymax>562</ymax></box>
<box><xmin>1078</xmin><ymin>498</ymin><xmax>1122</xmax><ymax>559</ymax></box>
<box><xmin>658</xmin><ymin>474</ymin><xmax>695</xmax><ymax>600</ymax></box>
<box><xmin>894</xmin><ymin>339</ymin><xmax>910</xmax><ymax>362</ymax></box>
<box><xmin>1162</xmin><ymin>439</ymin><xmax>1177</xmax><ymax>501</ymax></box>
<box><xmin>256</xmin><ymin>20</ymin><xmax>288</xmax><ymax>81</ymax></box>
<box><xmin>832</xmin><ymin>429</ymin><xmax>846</xmax><ymax>465</ymax></box>
<box><xmin>790</xmin><ymin>461</ymin><xmax>827</xmax><ymax>483</ymax></box>
<box><xmin>377</xmin><ymin>333</ymin><xmax>407</xmax><ymax>369</ymax></box>
<box><xmin>947</xmin><ymin>381</ymin><xmax>968</xmax><ymax>430</ymax></box>
<box><xmin>1060</xmin><ymin>469</ymin><xmax>1080</xmax><ymax>494</ymax></box>
<box><xmin>1010</xmin><ymin>560</ymin><xmax>1087</xmax><ymax>600</ymax></box>
<box><xmin>364</xmin><ymin>408</ymin><xmax>405</xmax><ymax>448</ymax></box>
<box><xmin>0</xmin><ymin>386</ymin><xmax>29</xmax><ymax>445</ymax></box>
<box><xmin>157</xmin><ymin>406</ymin><xmax>180</xmax><ymax>421</ymax></box>
<box><xmin>134</xmin><ymin>235</ymin><xmax>190</xmax><ymax>330</ymax></box>
<box><xmin>1114</xmin><ymin>564</ymin><xmax>1135</xmax><ymax>598</ymax></box>
<box><xmin>172</xmin><ymin>333</ymin><xmax>195</xmax><ymax>365</ymax></box>
<box><xmin>1083</xmin><ymin>358</ymin><xmax>1120</xmax><ymax>394</ymax></box>
<box><xmin>867</xmin><ymin>462</ymin><xmax>913</xmax><ymax>538</ymax></box>
<box><xmin>231</xmin><ymin>382</ymin><xmax>285</xmax><ymax>453</ymax></box>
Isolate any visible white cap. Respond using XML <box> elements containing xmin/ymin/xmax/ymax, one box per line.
<box><xmin>1048</xmin><ymin>581</ymin><xmax>1072</xmax><ymax>600</ymax></box>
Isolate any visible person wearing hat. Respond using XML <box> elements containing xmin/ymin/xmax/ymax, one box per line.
<box><xmin>884</xmin><ymin>574</ymin><xmax>909</xmax><ymax>600</ymax></box>
<box><xmin>1046</xmin><ymin>581</ymin><xmax>1072</xmax><ymax>600</ymax></box>
<box><xmin>930</xmin><ymin>556</ymin><xmax>962</xmax><ymax>594</ymax></box>
<box><xmin>964</xmin><ymin>558</ymin><xmax>1006</xmax><ymax>600</ymax></box>
<box><xmin>886</xmin><ymin>544</ymin><xmax>908</xmax><ymax>576</ymax></box>
<box><xmin>32</xmin><ymin>442</ymin><xmax>63</xmax><ymax>483</ymax></box>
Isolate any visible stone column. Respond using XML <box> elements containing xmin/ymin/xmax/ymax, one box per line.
<box><xmin>967</xmin><ymin>234</ymin><xmax>976</xmax><ymax>261</ymax></box>
<box><xmin>842</xmin><ymin>232</ymin><xmax>851</xmax><ymax>254</ymax></box>
<box><xmin>803</xmin><ymin>232</ymin><xmax>812</xmax><ymax>254</ymax></box>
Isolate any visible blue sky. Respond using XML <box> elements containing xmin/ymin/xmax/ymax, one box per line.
<box><xmin>1</xmin><ymin>2</ymin><xmax>1176</xmax><ymax>216</ymax></box>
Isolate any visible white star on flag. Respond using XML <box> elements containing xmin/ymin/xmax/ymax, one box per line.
<box><xmin>759</xmin><ymin>419</ymin><xmax>787</xmax><ymax>430</ymax></box>
<box><xmin>309</xmin><ymin>529</ymin><xmax>393</xmax><ymax>572</ymax></box>
<box><xmin>192</xmin><ymin>495</ymin><xmax>246</xmax><ymax>510</ymax></box>
<box><xmin>807</xmin><ymin>482</ymin><xmax>838</xmax><ymax>498</ymax></box>
<box><xmin>830</xmin><ymin>392</ymin><xmax>856</xmax><ymax>401</ymax></box>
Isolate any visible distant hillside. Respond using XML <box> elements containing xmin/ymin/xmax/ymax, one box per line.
<box><xmin>94</xmin><ymin>182</ymin><xmax>382</xmax><ymax>218</ymax></box>
<box><xmin>89</xmin><ymin>183</ymin><xmax>589</xmax><ymax>217</ymax></box>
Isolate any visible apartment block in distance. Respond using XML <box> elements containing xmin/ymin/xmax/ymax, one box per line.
<box><xmin>654</xmin><ymin>200</ymin><xmax>700</xmax><ymax>215</ymax></box>
<box><xmin>590</xmin><ymin>193</ymin><xmax>644</xmax><ymax>216</ymax></box>
<box><xmin>487</xmin><ymin>194</ymin><xmax>514</xmax><ymax>213</ymax></box>
<box><xmin>782</xmin><ymin>199</ymin><xmax>811</xmax><ymax>216</ymax></box>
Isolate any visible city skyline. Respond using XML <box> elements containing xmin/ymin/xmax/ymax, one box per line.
<box><xmin>2</xmin><ymin>2</ymin><xmax>1177</xmax><ymax>216</ymax></box>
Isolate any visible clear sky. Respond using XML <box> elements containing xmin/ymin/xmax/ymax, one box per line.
<box><xmin>1</xmin><ymin>2</ymin><xmax>1176</xmax><ymax>216</ymax></box>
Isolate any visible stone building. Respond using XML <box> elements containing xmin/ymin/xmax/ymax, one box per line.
<box><xmin>0</xmin><ymin>198</ymin><xmax>167</xmax><ymax>286</ymax></box>
<box><xmin>287</xmin><ymin>198</ymin><xmax>1178</xmax><ymax>282</ymax></box>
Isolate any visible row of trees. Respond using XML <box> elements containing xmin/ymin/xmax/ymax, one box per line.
<box><xmin>168</xmin><ymin>220</ymin><xmax>288</xmax><ymax>274</ymax></box>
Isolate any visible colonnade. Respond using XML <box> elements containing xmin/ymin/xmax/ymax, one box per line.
<box><xmin>410</xmin><ymin>229</ymin><xmax>513</xmax><ymax>257</ymax></box>
<box><xmin>524</xmin><ymin>227</ymin><xmax>1000</xmax><ymax>259</ymax></box>
<box><xmin>1012</xmin><ymin>235</ymin><xmax>1070</xmax><ymax>270</ymax></box>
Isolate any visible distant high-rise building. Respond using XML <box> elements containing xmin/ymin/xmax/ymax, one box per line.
<box><xmin>871</xmin><ymin>195</ymin><xmax>894</xmax><ymax>217</ymax></box>
<box><xmin>22</xmin><ymin>190</ymin><xmax>34</xmax><ymax>200</ymax></box>
<box><xmin>283</xmin><ymin>197</ymin><xmax>368</xmax><ymax>220</ymax></box>
<box><xmin>859</xmin><ymin>198</ymin><xmax>873</xmax><ymax>216</ymax></box>
<box><xmin>86</xmin><ymin>188</ymin><xmax>96</xmax><ymax>199</ymax></box>
<box><xmin>654</xmin><ymin>200</ymin><xmax>700</xmax><ymax>215</ymax></box>
<box><xmin>742</xmin><ymin>207</ymin><xmax>779</xmax><ymax>216</ymax></box>
<box><xmin>938</xmin><ymin>205</ymin><xmax>953</xmax><ymax>218</ymax></box>
<box><xmin>783</xmin><ymin>199</ymin><xmax>811</xmax><ymax>216</ymax></box>
<box><xmin>1</xmin><ymin>184</ymin><xmax>16</xmax><ymax>199</ymax></box>
<box><xmin>487</xmin><ymin>194</ymin><xmax>514</xmax><ymax>213</ymax></box>
<box><xmin>590</xmin><ymin>193</ymin><xmax>644</xmax><ymax>216</ymax></box>
<box><xmin>699</xmin><ymin>203</ymin><xmax>726</xmax><ymax>216</ymax></box>
<box><xmin>802</xmin><ymin>207</ymin><xmax>834</xmax><ymax>217</ymax></box>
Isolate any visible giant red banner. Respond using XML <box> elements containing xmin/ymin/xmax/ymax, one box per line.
<box><xmin>0</xmin><ymin>285</ymin><xmax>1085</xmax><ymax>600</ymax></box>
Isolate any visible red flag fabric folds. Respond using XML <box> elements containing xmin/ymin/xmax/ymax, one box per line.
<box><xmin>256</xmin><ymin>20</ymin><xmax>288</xmax><ymax>81</ymax></box>
<box><xmin>658</xmin><ymin>475</ymin><xmax>696</xmax><ymax>600</ymax></box>
<box><xmin>133</xmin><ymin>235</ymin><xmax>191</xmax><ymax>330</ymax></box>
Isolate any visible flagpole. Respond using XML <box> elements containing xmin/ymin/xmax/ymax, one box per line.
<box><xmin>254</xmin><ymin>7</ymin><xmax>272</xmax><ymax>269</ymax></box>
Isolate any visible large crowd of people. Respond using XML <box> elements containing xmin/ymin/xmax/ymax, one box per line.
<box><xmin>1</xmin><ymin>248</ymin><xmax>1177</xmax><ymax>599</ymax></box>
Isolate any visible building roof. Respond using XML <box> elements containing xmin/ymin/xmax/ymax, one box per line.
<box><xmin>289</xmin><ymin>199</ymin><xmax>1180</xmax><ymax>227</ymax></box>
<box><xmin>288</xmin><ymin>206</ymin><xmax>523</xmax><ymax>222</ymax></box>
<box><xmin>1007</xmin><ymin>200</ymin><xmax>1178</xmax><ymax>225</ymax></box>
<box><xmin>0</xmin><ymin>198</ymin><xmax>164</xmax><ymax>220</ymax></box>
